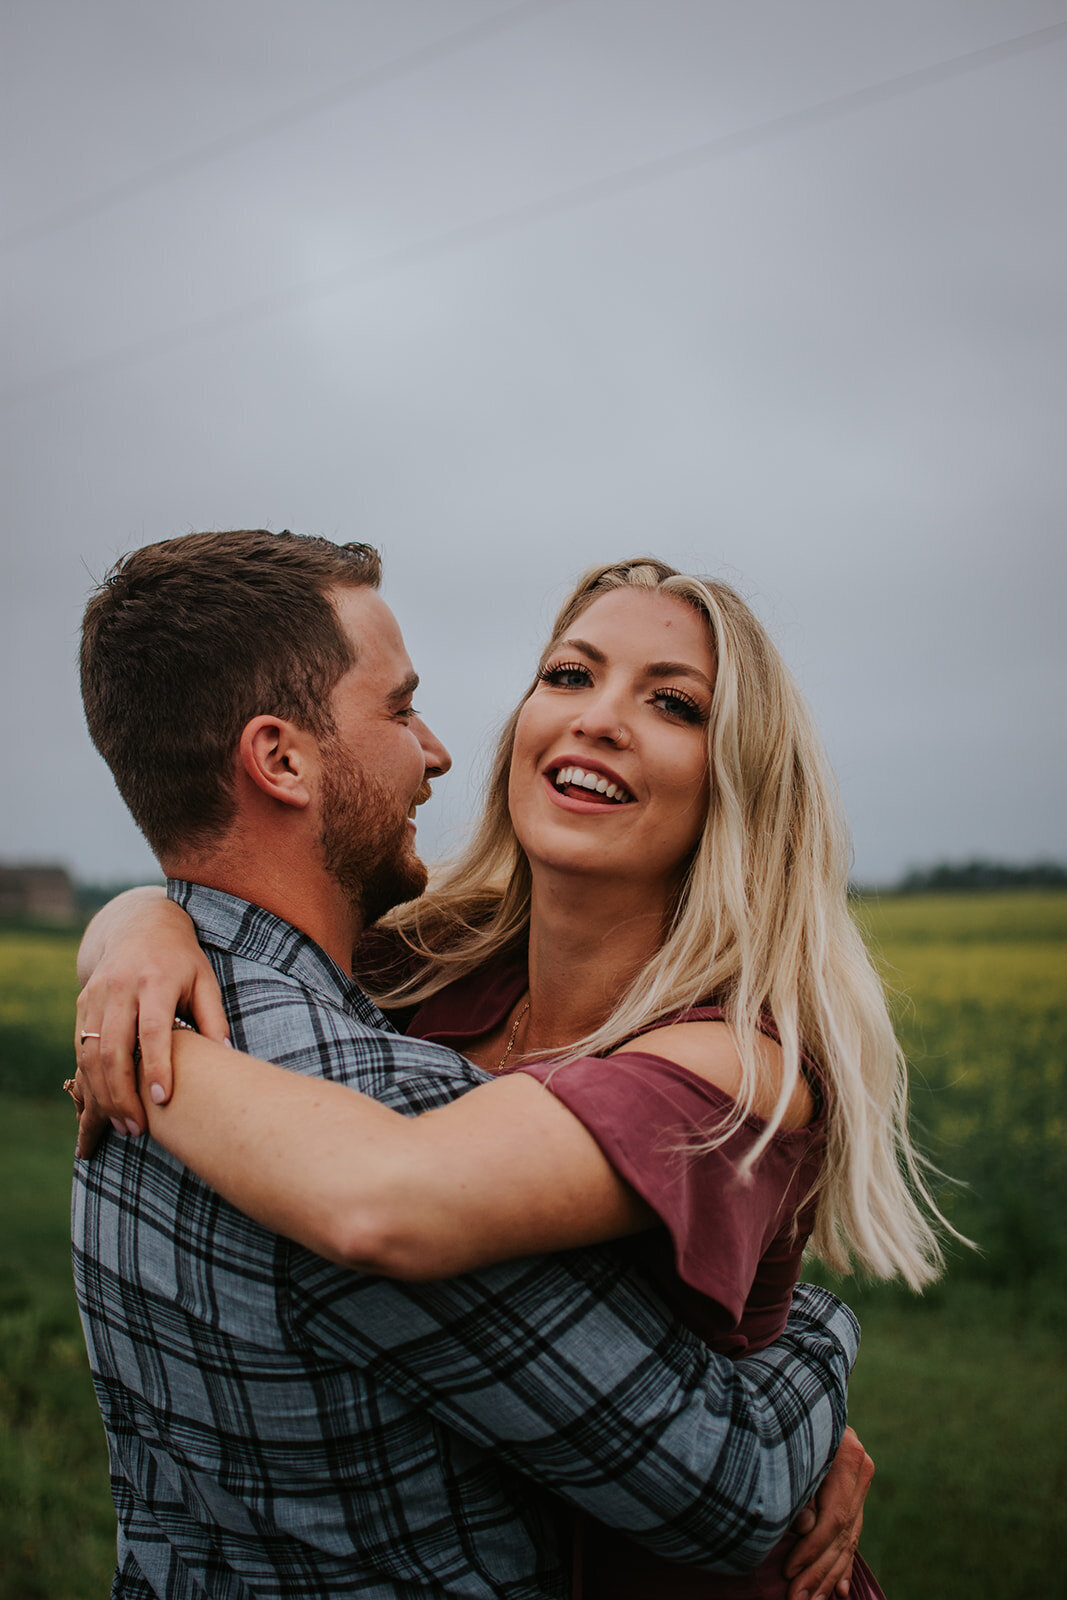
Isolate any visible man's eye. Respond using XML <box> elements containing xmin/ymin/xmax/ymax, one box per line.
<box><xmin>397</xmin><ymin>705</ymin><xmax>419</xmax><ymax>720</ymax></box>
<box><xmin>538</xmin><ymin>662</ymin><xmax>591</xmax><ymax>688</ymax></box>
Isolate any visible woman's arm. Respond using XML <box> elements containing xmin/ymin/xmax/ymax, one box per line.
<box><xmin>78</xmin><ymin>885</ymin><xmax>167</xmax><ymax>984</ymax></box>
<box><xmin>140</xmin><ymin>1017</ymin><xmax>794</xmax><ymax>1277</ymax></box>
<box><xmin>141</xmin><ymin>1025</ymin><xmax>862</xmax><ymax>1600</ymax></box>
<box><xmin>75</xmin><ymin>888</ymin><xmax>229</xmax><ymax>1144</ymax></box>
<box><xmin>148</xmin><ymin>1032</ymin><xmax>655</xmax><ymax>1276</ymax></box>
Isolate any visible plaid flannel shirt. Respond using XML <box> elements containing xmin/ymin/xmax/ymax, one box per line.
<box><xmin>72</xmin><ymin>882</ymin><xmax>859</xmax><ymax>1600</ymax></box>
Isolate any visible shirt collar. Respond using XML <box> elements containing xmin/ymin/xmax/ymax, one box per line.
<box><xmin>167</xmin><ymin>879</ymin><xmax>392</xmax><ymax>1032</ymax></box>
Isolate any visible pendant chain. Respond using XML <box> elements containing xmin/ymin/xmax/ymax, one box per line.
<box><xmin>496</xmin><ymin>997</ymin><xmax>531</xmax><ymax>1071</ymax></box>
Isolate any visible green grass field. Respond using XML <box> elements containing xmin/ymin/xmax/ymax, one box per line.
<box><xmin>1</xmin><ymin>896</ymin><xmax>1064</xmax><ymax>1598</ymax></box>
<box><xmin>0</xmin><ymin>1099</ymin><xmax>116</xmax><ymax>1600</ymax></box>
<box><xmin>0</xmin><ymin>928</ymin><xmax>83</xmax><ymax>1098</ymax></box>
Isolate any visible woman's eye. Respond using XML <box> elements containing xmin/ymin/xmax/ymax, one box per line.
<box><xmin>539</xmin><ymin>662</ymin><xmax>592</xmax><ymax>688</ymax></box>
<box><xmin>652</xmin><ymin>689</ymin><xmax>705</xmax><ymax>724</ymax></box>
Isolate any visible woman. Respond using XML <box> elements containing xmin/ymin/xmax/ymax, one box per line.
<box><xmin>77</xmin><ymin>559</ymin><xmax>942</xmax><ymax>1598</ymax></box>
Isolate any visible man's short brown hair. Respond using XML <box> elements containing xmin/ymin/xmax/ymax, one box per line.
<box><xmin>80</xmin><ymin>529</ymin><xmax>382</xmax><ymax>860</ymax></box>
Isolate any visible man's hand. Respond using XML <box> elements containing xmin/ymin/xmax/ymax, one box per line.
<box><xmin>785</xmin><ymin>1426</ymin><xmax>874</xmax><ymax>1599</ymax></box>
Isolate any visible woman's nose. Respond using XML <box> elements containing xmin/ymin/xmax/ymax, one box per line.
<box><xmin>572</xmin><ymin>691</ymin><xmax>630</xmax><ymax>747</ymax></box>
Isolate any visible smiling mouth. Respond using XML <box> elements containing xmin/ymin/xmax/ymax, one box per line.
<box><xmin>551</xmin><ymin>765</ymin><xmax>634</xmax><ymax>804</ymax></box>
<box><xmin>408</xmin><ymin>781</ymin><xmax>433</xmax><ymax>819</ymax></box>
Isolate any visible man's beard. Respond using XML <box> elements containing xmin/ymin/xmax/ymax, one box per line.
<box><xmin>318</xmin><ymin>738</ymin><xmax>428</xmax><ymax>929</ymax></box>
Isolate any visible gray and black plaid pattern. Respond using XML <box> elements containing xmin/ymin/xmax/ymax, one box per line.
<box><xmin>73</xmin><ymin>881</ymin><xmax>859</xmax><ymax>1598</ymax></box>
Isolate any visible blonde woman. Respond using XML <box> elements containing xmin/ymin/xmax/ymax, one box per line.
<box><xmin>78</xmin><ymin>559</ymin><xmax>942</xmax><ymax>1598</ymax></box>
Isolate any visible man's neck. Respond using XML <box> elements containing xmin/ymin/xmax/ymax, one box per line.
<box><xmin>164</xmin><ymin>846</ymin><xmax>363</xmax><ymax>974</ymax></box>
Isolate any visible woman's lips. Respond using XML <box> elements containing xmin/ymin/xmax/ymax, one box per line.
<box><xmin>551</xmin><ymin>763</ymin><xmax>633</xmax><ymax>803</ymax></box>
<box><xmin>541</xmin><ymin>765</ymin><xmax>635</xmax><ymax>812</ymax></box>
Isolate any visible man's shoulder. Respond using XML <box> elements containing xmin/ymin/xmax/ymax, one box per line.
<box><xmin>172</xmin><ymin>878</ymin><xmax>391</xmax><ymax>1046</ymax></box>
<box><xmin>201</xmin><ymin>928</ymin><xmax>490</xmax><ymax>1112</ymax></box>
<box><xmin>212</xmin><ymin>945</ymin><xmax>371</xmax><ymax>1056</ymax></box>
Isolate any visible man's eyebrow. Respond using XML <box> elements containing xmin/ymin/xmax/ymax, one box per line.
<box><xmin>554</xmin><ymin>638</ymin><xmax>712</xmax><ymax>691</ymax></box>
<box><xmin>387</xmin><ymin>672</ymin><xmax>419</xmax><ymax>703</ymax></box>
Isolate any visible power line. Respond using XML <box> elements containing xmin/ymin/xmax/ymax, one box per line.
<box><xmin>5</xmin><ymin>16</ymin><xmax>1065</xmax><ymax>412</ymax></box>
<box><xmin>0</xmin><ymin>0</ymin><xmax>570</xmax><ymax>254</ymax></box>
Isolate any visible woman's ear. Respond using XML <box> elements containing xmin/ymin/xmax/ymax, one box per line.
<box><xmin>238</xmin><ymin>716</ymin><xmax>315</xmax><ymax>809</ymax></box>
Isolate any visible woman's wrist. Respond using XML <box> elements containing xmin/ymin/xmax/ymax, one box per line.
<box><xmin>77</xmin><ymin>885</ymin><xmax>170</xmax><ymax>983</ymax></box>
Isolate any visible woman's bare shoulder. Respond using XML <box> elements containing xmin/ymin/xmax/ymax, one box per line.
<box><xmin>614</xmin><ymin>1020</ymin><xmax>813</xmax><ymax>1129</ymax></box>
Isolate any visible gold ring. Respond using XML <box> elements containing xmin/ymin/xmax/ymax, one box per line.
<box><xmin>62</xmin><ymin>1078</ymin><xmax>83</xmax><ymax>1108</ymax></box>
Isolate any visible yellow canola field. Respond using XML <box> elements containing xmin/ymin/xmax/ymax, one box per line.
<box><xmin>0</xmin><ymin>897</ymin><xmax>1064</xmax><ymax>1282</ymax></box>
<box><xmin>0</xmin><ymin>930</ymin><xmax>81</xmax><ymax>1095</ymax></box>
<box><xmin>0</xmin><ymin>930</ymin><xmax>80</xmax><ymax>1031</ymax></box>
<box><xmin>855</xmin><ymin>893</ymin><xmax>1066</xmax><ymax>1281</ymax></box>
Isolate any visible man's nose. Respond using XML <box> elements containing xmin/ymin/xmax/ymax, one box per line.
<box><xmin>419</xmin><ymin>720</ymin><xmax>451</xmax><ymax>778</ymax></box>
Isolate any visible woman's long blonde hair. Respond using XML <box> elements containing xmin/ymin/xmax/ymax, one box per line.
<box><xmin>374</xmin><ymin>558</ymin><xmax>949</xmax><ymax>1289</ymax></box>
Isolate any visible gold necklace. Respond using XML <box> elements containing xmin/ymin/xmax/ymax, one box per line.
<box><xmin>496</xmin><ymin>997</ymin><xmax>531</xmax><ymax>1071</ymax></box>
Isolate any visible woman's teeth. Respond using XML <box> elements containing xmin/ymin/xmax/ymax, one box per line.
<box><xmin>553</xmin><ymin>766</ymin><xmax>632</xmax><ymax>803</ymax></box>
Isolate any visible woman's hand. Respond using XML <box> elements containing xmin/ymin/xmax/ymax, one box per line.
<box><xmin>73</xmin><ymin>888</ymin><xmax>229</xmax><ymax>1153</ymax></box>
<box><xmin>785</xmin><ymin>1426</ymin><xmax>874</xmax><ymax>1599</ymax></box>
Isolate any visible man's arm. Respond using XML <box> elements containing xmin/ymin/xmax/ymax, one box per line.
<box><xmin>287</xmin><ymin>1201</ymin><xmax>856</xmax><ymax>1571</ymax></box>
<box><xmin>181</xmin><ymin>948</ymin><xmax>858</xmax><ymax>1572</ymax></box>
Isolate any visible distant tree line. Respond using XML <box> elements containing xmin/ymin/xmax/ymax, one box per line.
<box><xmin>4</xmin><ymin>861</ymin><xmax>1067</xmax><ymax>932</ymax></box>
<box><xmin>74</xmin><ymin>879</ymin><xmax>166</xmax><ymax>918</ymax></box>
<box><xmin>854</xmin><ymin>858</ymin><xmax>1067</xmax><ymax>896</ymax></box>
<box><xmin>73</xmin><ymin>860</ymin><xmax>1067</xmax><ymax>908</ymax></box>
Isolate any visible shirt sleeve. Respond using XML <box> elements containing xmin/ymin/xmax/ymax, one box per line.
<box><xmin>237</xmin><ymin>975</ymin><xmax>856</xmax><ymax>1572</ymax></box>
<box><xmin>516</xmin><ymin>1051</ymin><xmax>823</xmax><ymax>1325</ymax></box>
<box><xmin>286</xmin><ymin>1228</ymin><xmax>857</xmax><ymax>1571</ymax></box>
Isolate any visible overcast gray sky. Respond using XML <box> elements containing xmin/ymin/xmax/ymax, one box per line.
<box><xmin>3</xmin><ymin>0</ymin><xmax>1065</xmax><ymax>886</ymax></box>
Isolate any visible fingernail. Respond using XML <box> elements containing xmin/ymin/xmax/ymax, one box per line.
<box><xmin>110</xmin><ymin>1118</ymin><xmax>126</xmax><ymax>1135</ymax></box>
<box><xmin>223</xmin><ymin>1037</ymin><xmax>234</xmax><ymax>1048</ymax></box>
<box><xmin>149</xmin><ymin>1083</ymin><xmax>167</xmax><ymax>1104</ymax></box>
<box><xmin>125</xmin><ymin>1119</ymin><xmax>142</xmax><ymax>1137</ymax></box>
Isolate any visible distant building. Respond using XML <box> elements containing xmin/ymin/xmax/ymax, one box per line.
<box><xmin>0</xmin><ymin>862</ymin><xmax>76</xmax><ymax>923</ymax></box>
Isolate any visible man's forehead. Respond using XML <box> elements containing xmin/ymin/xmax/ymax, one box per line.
<box><xmin>331</xmin><ymin>585</ymin><xmax>415</xmax><ymax>683</ymax></box>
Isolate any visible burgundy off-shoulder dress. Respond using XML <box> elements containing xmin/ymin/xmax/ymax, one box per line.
<box><xmin>404</xmin><ymin>948</ymin><xmax>884</xmax><ymax>1600</ymax></box>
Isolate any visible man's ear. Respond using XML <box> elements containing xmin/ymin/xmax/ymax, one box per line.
<box><xmin>238</xmin><ymin>716</ymin><xmax>316</xmax><ymax>809</ymax></box>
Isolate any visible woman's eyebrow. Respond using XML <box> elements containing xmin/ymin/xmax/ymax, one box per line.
<box><xmin>555</xmin><ymin>637</ymin><xmax>604</xmax><ymax>663</ymax></box>
<box><xmin>648</xmin><ymin>660</ymin><xmax>714</xmax><ymax>691</ymax></box>
<box><xmin>553</xmin><ymin>638</ymin><xmax>712</xmax><ymax>692</ymax></box>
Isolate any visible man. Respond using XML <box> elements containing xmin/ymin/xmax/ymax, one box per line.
<box><xmin>73</xmin><ymin>529</ymin><xmax>866</xmax><ymax>1599</ymax></box>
